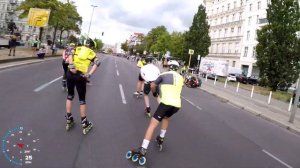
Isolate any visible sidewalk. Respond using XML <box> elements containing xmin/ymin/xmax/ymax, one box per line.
<box><xmin>156</xmin><ymin>62</ymin><xmax>300</xmax><ymax>135</ymax></box>
<box><xmin>0</xmin><ymin>46</ymin><xmax>63</xmax><ymax>63</ymax></box>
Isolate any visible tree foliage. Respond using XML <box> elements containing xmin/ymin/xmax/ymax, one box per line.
<box><xmin>94</xmin><ymin>38</ymin><xmax>104</xmax><ymax>51</ymax></box>
<box><xmin>185</xmin><ymin>4</ymin><xmax>211</xmax><ymax>67</ymax></box>
<box><xmin>145</xmin><ymin>26</ymin><xmax>168</xmax><ymax>54</ymax></box>
<box><xmin>169</xmin><ymin>32</ymin><xmax>186</xmax><ymax>60</ymax></box>
<box><xmin>256</xmin><ymin>0</ymin><xmax>300</xmax><ymax>91</ymax></box>
<box><xmin>121</xmin><ymin>40</ymin><xmax>129</xmax><ymax>52</ymax></box>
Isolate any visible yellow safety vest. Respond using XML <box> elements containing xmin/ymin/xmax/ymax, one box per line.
<box><xmin>160</xmin><ymin>71</ymin><xmax>184</xmax><ymax>108</ymax></box>
<box><xmin>73</xmin><ymin>46</ymin><xmax>96</xmax><ymax>73</ymax></box>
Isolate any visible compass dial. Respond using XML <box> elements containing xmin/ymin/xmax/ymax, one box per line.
<box><xmin>2</xmin><ymin>127</ymin><xmax>40</xmax><ymax>166</ymax></box>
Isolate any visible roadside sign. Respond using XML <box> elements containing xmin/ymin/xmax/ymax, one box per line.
<box><xmin>197</xmin><ymin>55</ymin><xmax>201</xmax><ymax>60</ymax></box>
<box><xmin>188</xmin><ymin>49</ymin><xmax>194</xmax><ymax>55</ymax></box>
<box><xmin>28</xmin><ymin>8</ymin><xmax>51</xmax><ymax>27</ymax></box>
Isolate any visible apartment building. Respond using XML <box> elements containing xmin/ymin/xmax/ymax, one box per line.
<box><xmin>205</xmin><ymin>0</ymin><xmax>268</xmax><ymax>76</ymax></box>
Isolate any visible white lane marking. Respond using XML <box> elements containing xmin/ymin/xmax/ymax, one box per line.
<box><xmin>34</xmin><ymin>76</ymin><xmax>62</xmax><ymax>92</ymax></box>
<box><xmin>182</xmin><ymin>96</ymin><xmax>202</xmax><ymax>110</ymax></box>
<box><xmin>262</xmin><ymin>149</ymin><xmax>293</xmax><ymax>168</ymax></box>
<box><xmin>116</xmin><ymin>70</ymin><xmax>119</xmax><ymax>76</ymax></box>
<box><xmin>119</xmin><ymin>84</ymin><xmax>127</xmax><ymax>104</ymax></box>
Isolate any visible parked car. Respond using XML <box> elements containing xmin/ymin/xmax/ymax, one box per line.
<box><xmin>247</xmin><ymin>76</ymin><xmax>260</xmax><ymax>85</ymax></box>
<box><xmin>236</xmin><ymin>74</ymin><xmax>247</xmax><ymax>84</ymax></box>
<box><xmin>227</xmin><ymin>73</ymin><xmax>237</xmax><ymax>82</ymax></box>
<box><xmin>207</xmin><ymin>74</ymin><xmax>218</xmax><ymax>80</ymax></box>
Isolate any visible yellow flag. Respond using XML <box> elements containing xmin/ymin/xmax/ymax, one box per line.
<box><xmin>27</xmin><ymin>8</ymin><xmax>51</xmax><ymax>27</ymax></box>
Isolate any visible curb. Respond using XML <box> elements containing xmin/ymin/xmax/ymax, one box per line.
<box><xmin>0</xmin><ymin>57</ymin><xmax>60</xmax><ymax>70</ymax></box>
<box><xmin>0</xmin><ymin>54</ymin><xmax>60</xmax><ymax>64</ymax></box>
<box><xmin>201</xmin><ymin>88</ymin><xmax>300</xmax><ymax>136</ymax></box>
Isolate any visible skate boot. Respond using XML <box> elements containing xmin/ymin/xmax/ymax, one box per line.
<box><xmin>156</xmin><ymin>136</ymin><xmax>164</xmax><ymax>151</ymax></box>
<box><xmin>144</xmin><ymin>107</ymin><xmax>151</xmax><ymax>118</ymax></box>
<box><xmin>65</xmin><ymin>114</ymin><xmax>74</xmax><ymax>131</ymax></box>
<box><xmin>82</xmin><ymin>119</ymin><xmax>93</xmax><ymax>135</ymax></box>
<box><xmin>125</xmin><ymin>147</ymin><xmax>147</xmax><ymax>166</ymax></box>
<box><xmin>62</xmin><ymin>80</ymin><xmax>67</xmax><ymax>91</ymax></box>
<box><xmin>139</xmin><ymin>91</ymin><xmax>144</xmax><ymax>95</ymax></box>
<box><xmin>133</xmin><ymin>91</ymin><xmax>140</xmax><ymax>98</ymax></box>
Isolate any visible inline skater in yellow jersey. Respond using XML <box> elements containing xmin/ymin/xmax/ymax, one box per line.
<box><xmin>65</xmin><ymin>38</ymin><xmax>101</xmax><ymax>134</ymax></box>
<box><xmin>126</xmin><ymin>61</ymin><xmax>183</xmax><ymax>165</ymax></box>
<box><xmin>133</xmin><ymin>56</ymin><xmax>146</xmax><ymax>97</ymax></box>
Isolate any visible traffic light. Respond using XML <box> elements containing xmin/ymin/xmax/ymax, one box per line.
<box><xmin>102</xmin><ymin>32</ymin><xmax>104</xmax><ymax>36</ymax></box>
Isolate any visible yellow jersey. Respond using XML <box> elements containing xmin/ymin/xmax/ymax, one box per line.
<box><xmin>73</xmin><ymin>46</ymin><xmax>96</xmax><ymax>73</ymax></box>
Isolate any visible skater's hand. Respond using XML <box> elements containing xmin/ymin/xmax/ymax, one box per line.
<box><xmin>83</xmin><ymin>73</ymin><xmax>91</xmax><ymax>79</ymax></box>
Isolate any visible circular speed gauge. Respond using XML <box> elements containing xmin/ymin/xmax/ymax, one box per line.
<box><xmin>1</xmin><ymin>127</ymin><xmax>40</xmax><ymax>166</ymax></box>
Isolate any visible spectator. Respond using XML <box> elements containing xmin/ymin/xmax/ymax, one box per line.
<box><xmin>31</xmin><ymin>37</ymin><xmax>39</xmax><ymax>56</ymax></box>
<box><xmin>51</xmin><ymin>44</ymin><xmax>58</xmax><ymax>55</ymax></box>
<box><xmin>37</xmin><ymin>46</ymin><xmax>46</xmax><ymax>59</ymax></box>
<box><xmin>8</xmin><ymin>35</ymin><xmax>17</xmax><ymax>56</ymax></box>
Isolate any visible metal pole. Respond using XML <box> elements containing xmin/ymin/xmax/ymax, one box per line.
<box><xmin>188</xmin><ymin>54</ymin><xmax>192</xmax><ymax>69</ymax></box>
<box><xmin>289</xmin><ymin>74</ymin><xmax>300</xmax><ymax>123</ymax></box>
<box><xmin>87</xmin><ymin>5</ymin><xmax>97</xmax><ymax>37</ymax></box>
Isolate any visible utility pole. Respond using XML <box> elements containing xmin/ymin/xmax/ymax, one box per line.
<box><xmin>87</xmin><ymin>5</ymin><xmax>98</xmax><ymax>37</ymax></box>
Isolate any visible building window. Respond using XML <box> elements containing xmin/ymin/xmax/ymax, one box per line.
<box><xmin>248</xmin><ymin>16</ymin><xmax>251</xmax><ymax>25</ymax></box>
<box><xmin>253</xmin><ymin>47</ymin><xmax>256</xmax><ymax>58</ymax></box>
<box><xmin>212</xmin><ymin>9</ymin><xmax>214</xmax><ymax>14</ymax></box>
<box><xmin>222</xmin><ymin>5</ymin><xmax>224</xmax><ymax>12</ymax></box>
<box><xmin>224</xmin><ymin>28</ymin><xmax>227</xmax><ymax>37</ymax></box>
<box><xmin>217</xmin><ymin>7</ymin><xmax>219</xmax><ymax>13</ymax></box>
<box><xmin>214</xmin><ymin>30</ymin><xmax>217</xmax><ymax>38</ymax></box>
<box><xmin>227</xmin><ymin>3</ymin><xmax>230</xmax><ymax>10</ymax></box>
<box><xmin>244</xmin><ymin>47</ymin><xmax>248</xmax><ymax>57</ymax></box>
<box><xmin>235</xmin><ymin>42</ymin><xmax>239</xmax><ymax>53</ymax></box>
<box><xmin>221</xmin><ymin>17</ymin><xmax>223</xmax><ymax>24</ymax></box>
<box><xmin>222</xmin><ymin>43</ymin><xmax>225</xmax><ymax>53</ymax></box>
<box><xmin>226</xmin><ymin>15</ymin><xmax>229</xmax><ymax>23</ymax></box>
<box><xmin>240</xmin><ymin>0</ymin><xmax>243</xmax><ymax>6</ymax></box>
<box><xmin>217</xmin><ymin>44</ymin><xmax>219</xmax><ymax>53</ymax></box>
<box><xmin>234</xmin><ymin>1</ymin><xmax>237</xmax><ymax>8</ymax></box>
<box><xmin>239</xmin><ymin>12</ymin><xmax>242</xmax><ymax>20</ymax></box>
<box><xmin>249</xmin><ymin>4</ymin><xmax>252</xmax><ymax>11</ymax></box>
<box><xmin>247</xmin><ymin>31</ymin><xmax>250</xmax><ymax>40</ymax></box>
<box><xmin>256</xmin><ymin>15</ymin><xmax>259</xmax><ymax>24</ymax></box>
<box><xmin>231</xmin><ymin>27</ymin><xmax>234</xmax><ymax>35</ymax></box>
<box><xmin>228</xmin><ymin>43</ymin><xmax>232</xmax><ymax>53</ymax></box>
<box><xmin>219</xmin><ymin>29</ymin><xmax>222</xmax><ymax>38</ymax></box>
<box><xmin>233</xmin><ymin>61</ymin><xmax>236</xmax><ymax>67</ymax></box>
<box><xmin>232</xmin><ymin>14</ymin><xmax>235</xmax><ymax>22</ymax></box>
<box><xmin>258</xmin><ymin>1</ymin><xmax>261</xmax><ymax>10</ymax></box>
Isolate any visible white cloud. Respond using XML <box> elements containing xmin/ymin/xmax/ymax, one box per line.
<box><xmin>73</xmin><ymin>0</ymin><xmax>203</xmax><ymax>45</ymax></box>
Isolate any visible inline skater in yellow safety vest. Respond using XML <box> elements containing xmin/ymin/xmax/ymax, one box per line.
<box><xmin>126</xmin><ymin>61</ymin><xmax>183</xmax><ymax>166</ymax></box>
<box><xmin>65</xmin><ymin>38</ymin><xmax>101</xmax><ymax>134</ymax></box>
<box><xmin>133</xmin><ymin>56</ymin><xmax>146</xmax><ymax>97</ymax></box>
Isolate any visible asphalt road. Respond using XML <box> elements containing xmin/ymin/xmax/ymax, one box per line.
<box><xmin>1</xmin><ymin>54</ymin><xmax>300</xmax><ymax>168</ymax></box>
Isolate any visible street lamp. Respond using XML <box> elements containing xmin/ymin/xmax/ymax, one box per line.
<box><xmin>87</xmin><ymin>5</ymin><xmax>98</xmax><ymax>37</ymax></box>
<box><xmin>289</xmin><ymin>31</ymin><xmax>300</xmax><ymax>123</ymax></box>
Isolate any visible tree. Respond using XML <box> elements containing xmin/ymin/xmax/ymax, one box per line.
<box><xmin>169</xmin><ymin>31</ymin><xmax>185</xmax><ymax>60</ymax></box>
<box><xmin>256</xmin><ymin>0</ymin><xmax>300</xmax><ymax>91</ymax></box>
<box><xmin>185</xmin><ymin>4</ymin><xmax>211</xmax><ymax>67</ymax></box>
<box><xmin>145</xmin><ymin>26</ymin><xmax>169</xmax><ymax>53</ymax></box>
<box><xmin>150</xmin><ymin>32</ymin><xmax>170</xmax><ymax>55</ymax></box>
<box><xmin>68</xmin><ymin>35</ymin><xmax>78</xmax><ymax>43</ymax></box>
<box><xmin>17</xmin><ymin>0</ymin><xmax>61</xmax><ymax>41</ymax></box>
<box><xmin>94</xmin><ymin>38</ymin><xmax>104</xmax><ymax>52</ymax></box>
<box><xmin>121</xmin><ymin>40</ymin><xmax>129</xmax><ymax>53</ymax></box>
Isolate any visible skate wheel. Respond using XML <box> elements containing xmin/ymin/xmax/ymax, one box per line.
<box><xmin>131</xmin><ymin>154</ymin><xmax>139</xmax><ymax>162</ymax></box>
<box><xmin>125</xmin><ymin>151</ymin><xmax>132</xmax><ymax>159</ymax></box>
<box><xmin>139</xmin><ymin>156</ymin><xmax>146</xmax><ymax>166</ymax></box>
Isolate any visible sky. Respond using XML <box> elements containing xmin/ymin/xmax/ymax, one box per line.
<box><xmin>73</xmin><ymin>0</ymin><xmax>204</xmax><ymax>45</ymax></box>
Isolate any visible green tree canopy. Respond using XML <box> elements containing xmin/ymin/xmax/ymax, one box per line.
<box><xmin>145</xmin><ymin>26</ymin><xmax>168</xmax><ymax>53</ymax></box>
<box><xmin>256</xmin><ymin>0</ymin><xmax>300</xmax><ymax>91</ymax></box>
<box><xmin>169</xmin><ymin>31</ymin><xmax>186</xmax><ymax>60</ymax></box>
<box><xmin>185</xmin><ymin>4</ymin><xmax>211</xmax><ymax>67</ymax></box>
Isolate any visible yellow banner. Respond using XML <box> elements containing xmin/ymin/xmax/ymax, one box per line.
<box><xmin>27</xmin><ymin>8</ymin><xmax>51</xmax><ymax>27</ymax></box>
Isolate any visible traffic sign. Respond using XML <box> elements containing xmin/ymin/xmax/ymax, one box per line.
<box><xmin>188</xmin><ymin>49</ymin><xmax>194</xmax><ymax>55</ymax></box>
<box><xmin>27</xmin><ymin>8</ymin><xmax>51</xmax><ymax>27</ymax></box>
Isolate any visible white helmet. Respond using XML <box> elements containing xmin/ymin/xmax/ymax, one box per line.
<box><xmin>167</xmin><ymin>60</ymin><xmax>179</xmax><ymax>71</ymax></box>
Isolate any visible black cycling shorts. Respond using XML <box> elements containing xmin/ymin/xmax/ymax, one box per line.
<box><xmin>143</xmin><ymin>82</ymin><xmax>159</xmax><ymax>97</ymax></box>
<box><xmin>67</xmin><ymin>70</ymin><xmax>87</xmax><ymax>104</ymax></box>
<box><xmin>138</xmin><ymin>73</ymin><xmax>144</xmax><ymax>81</ymax></box>
<box><xmin>62</xmin><ymin>61</ymin><xmax>69</xmax><ymax>79</ymax></box>
<box><xmin>153</xmin><ymin>103</ymin><xmax>179</xmax><ymax>122</ymax></box>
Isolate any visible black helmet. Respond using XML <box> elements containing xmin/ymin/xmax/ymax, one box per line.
<box><xmin>85</xmin><ymin>38</ymin><xmax>96</xmax><ymax>48</ymax></box>
<box><xmin>145</xmin><ymin>56</ymin><xmax>153</xmax><ymax>63</ymax></box>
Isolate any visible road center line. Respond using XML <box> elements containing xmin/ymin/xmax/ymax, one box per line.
<box><xmin>182</xmin><ymin>96</ymin><xmax>202</xmax><ymax>110</ymax></box>
<box><xmin>119</xmin><ymin>84</ymin><xmax>127</xmax><ymax>104</ymax></box>
<box><xmin>116</xmin><ymin>70</ymin><xmax>119</xmax><ymax>76</ymax></box>
<box><xmin>34</xmin><ymin>76</ymin><xmax>62</xmax><ymax>92</ymax></box>
<box><xmin>262</xmin><ymin>149</ymin><xmax>293</xmax><ymax>168</ymax></box>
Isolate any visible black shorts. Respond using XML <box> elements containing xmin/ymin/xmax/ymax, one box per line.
<box><xmin>138</xmin><ymin>73</ymin><xmax>144</xmax><ymax>81</ymax></box>
<box><xmin>153</xmin><ymin>103</ymin><xmax>179</xmax><ymax>122</ymax></box>
<box><xmin>143</xmin><ymin>82</ymin><xmax>159</xmax><ymax>97</ymax></box>
<box><xmin>67</xmin><ymin>71</ymin><xmax>87</xmax><ymax>104</ymax></box>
